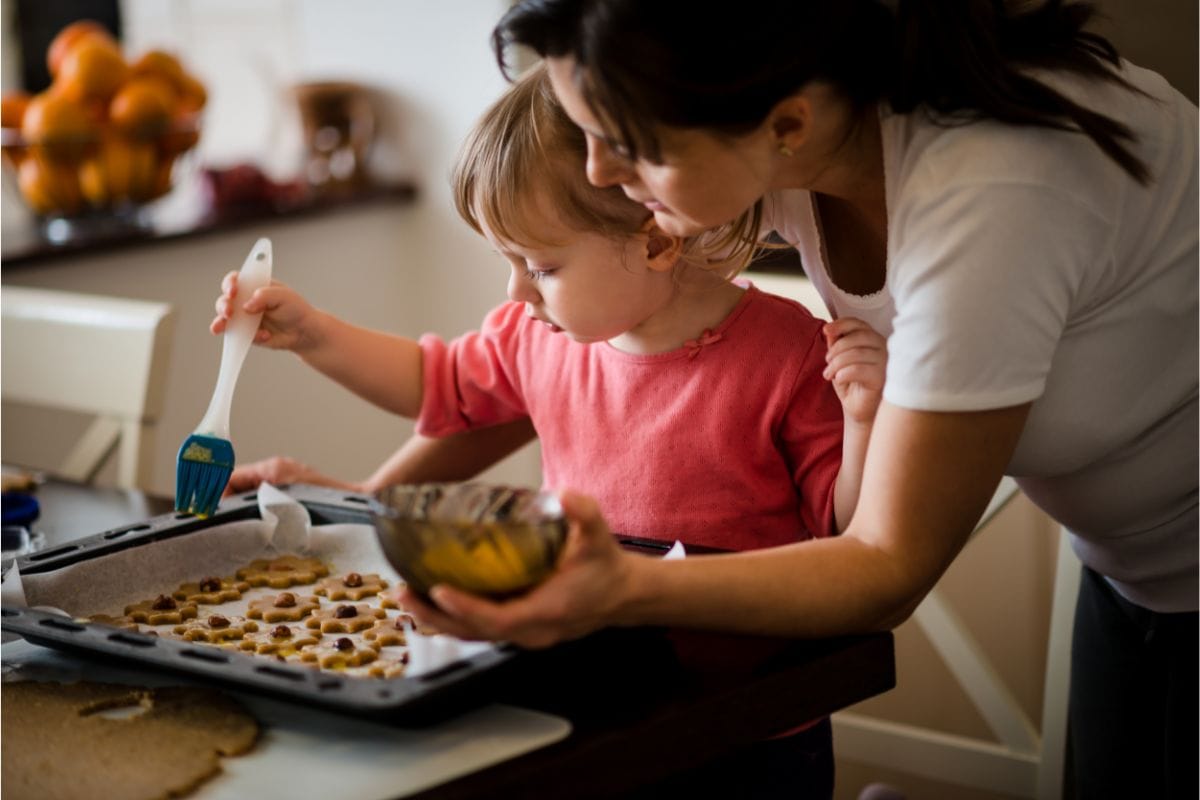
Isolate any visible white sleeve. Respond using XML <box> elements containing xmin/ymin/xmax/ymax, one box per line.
<box><xmin>884</xmin><ymin>178</ymin><xmax>1111</xmax><ymax>411</ymax></box>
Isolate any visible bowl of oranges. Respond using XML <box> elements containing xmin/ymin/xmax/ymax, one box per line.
<box><xmin>1</xmin><ymin>21</ymin><xmax>207</xmax><ymax>226</ymax></box>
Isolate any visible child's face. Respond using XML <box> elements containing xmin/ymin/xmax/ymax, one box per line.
<box><xmin>546</xmin><ymin>57</ymin><xmax>776</xmax><ymax>239</ymax></box>
<box><xmin>479</xmin><ymin>193</ymin><xmax>675</xmax><ymax>345</ymax></box>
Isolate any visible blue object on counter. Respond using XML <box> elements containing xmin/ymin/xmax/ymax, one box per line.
<box><xmin>1</xmin><ymin>492</ymin><xmax>40</xmax><ymax>527</ymax></box>
<box><xmin>2</xmin><ymin>525</ymin><xmax>30</xmax><ymax>551</ymax></box>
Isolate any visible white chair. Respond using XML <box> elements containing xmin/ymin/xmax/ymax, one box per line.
<box><xmin>747</xmin><ymin>269</ymin><xmax>1081</xmax><ymax>799</ymax></box>
<box><xmin>832</xmin><ymin>483</ymin><xmax>1081</xmax><ymax>800</ymax></box>
<box><xmin>1</xmin><ymin>286</ymin><xmax>176</xmax><ymax>490</ymax></box>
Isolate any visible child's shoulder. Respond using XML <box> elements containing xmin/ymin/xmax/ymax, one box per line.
<box><xmin>739</xmin><ymin>284</ymin><xmax>826</xmax><ymax>337</ymax></box>
<box><xmin>724</xmin><ymin>285</ymin><xmax>827</xmax><ymax>364</ymax></box>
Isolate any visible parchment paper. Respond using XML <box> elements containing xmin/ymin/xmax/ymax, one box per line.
<box><xmin>0</xmin><ymin>483</ymin><xmax>493</xmax><ymax>674</ymax></box>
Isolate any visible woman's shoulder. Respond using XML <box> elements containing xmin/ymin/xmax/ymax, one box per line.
<box><xmin>883</xmin><ymin>61</ymin><xmax>1192</xmax><ymax>204</ymax></box>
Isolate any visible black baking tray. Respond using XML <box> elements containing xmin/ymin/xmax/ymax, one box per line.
<box><xmin>0</xmin><ymin>484</ymin><xmax>707</xmax><ymax>725</ymax></box>
<box><xmin>0</xmin><ymin>484</ymin><xmax>522</xmax><ymax>725</ymax></box>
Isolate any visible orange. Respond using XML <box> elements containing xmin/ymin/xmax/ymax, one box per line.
<box><xmin>177</xmin><ymin>73</ymin><xmax>208</xmax><ymax>113</ymax></box>
<box><xmin>103</xmin><ymin>136</ymin><xmax>133</xmax><ymax>203</ymax></box>
<box><xmin>109</xmin><ymin>78</ymin><xmax>173</xmax><ymax>138</ymax></box>
<box><xmin>47</xmin><ymin>20</ymin><xmax>113</xmax><ymax>78</ymax></box>
<box><xmin>126</xmin><ymin>140</ymin><xmax>158</xmax><ymax>201</ymax></box>
<box><xmin>56</xmin><ymin>36</ymin><xmax>128</xmax><ymax>104</ymax></box>
<box><xmin>160</xmin><ymin>111</ymin><xmax>200</xmax><ymax>156</ymax></box>
<box><xmin>21</xmin><ymin>91</ymin><xmax>94</xmax><ymax>163</ymax></box>
<box><xmin>1</xmin><ymin>91</ymin><xmax>31</xmax><ymax>128</ymax></box>
<box><xmin>130</xmin><ymin>50</ymin><xmax>185</xmax><ymax>89</ymax></box>
<box><xmin>18</xmin><ymin>153</ymin><xmax>84</xmax><ymax>215</ymax></box>
<box><xmin>149</xmin><ymin>156</ymin><xmax>175</xmax><ymax>200</ymax></box>
<box><xmin>78</xmin><ymin>152</ymin><xmax>109</xmax><ymax>207</ymax></box>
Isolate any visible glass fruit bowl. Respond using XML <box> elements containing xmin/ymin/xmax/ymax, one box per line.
<box><xmin>1</xmin><ymin>111</ymin><xmax>201</xmax><ymax>228</ymax></box>
<box><xmin>370</xmin><ymin>483</ymin><xmax>568</xmax><ymax>600</ymax></box>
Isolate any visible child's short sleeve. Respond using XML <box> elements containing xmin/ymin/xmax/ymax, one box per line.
<box><xmin>417</xmin><ymin>302</ymin><xmax>531</xmax><ymax>437</ymax></box>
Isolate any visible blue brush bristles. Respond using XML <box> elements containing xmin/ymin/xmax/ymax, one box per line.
<box><xmin>174</xmin><ymin>434</ymin><xmax>235</xmax><ymax>517</ymax></box>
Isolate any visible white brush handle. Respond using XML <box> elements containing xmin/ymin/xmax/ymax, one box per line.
<box><xmin>196</xmin><ymin>238</ymin><xmax>274</xmax><ymax>438</ymax></box>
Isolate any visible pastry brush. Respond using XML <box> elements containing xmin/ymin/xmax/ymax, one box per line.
<box><xmin>174</xmin><ymin>237</ymin><xmax>273</xmax><ymax>516</ymax></box>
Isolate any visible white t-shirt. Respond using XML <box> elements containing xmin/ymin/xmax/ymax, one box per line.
<box><xmin>768</xmin><ymin>62</ymin><xmax>1198</xmax><ymax>612</ymax></box>
<box><xmin>764</xmin><ymin>190</ymin><xmax>897</xmax><ymax>338</ymax></box>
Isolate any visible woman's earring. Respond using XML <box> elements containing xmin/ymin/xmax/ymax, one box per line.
<box><xmin>778</xmin><ymin>142</ymin><xmax>794</xmax><ymax>158</ymax></box>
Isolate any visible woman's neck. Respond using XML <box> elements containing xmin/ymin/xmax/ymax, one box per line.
<box><xmin>788</xmin><ymin>100</ymin><xmax>887</xmax><ymax>238</ymax></box>
<box><xmin>609</xmin><ymin>268</ymin><xmax>746</xmax><ymax>356</ymax></box>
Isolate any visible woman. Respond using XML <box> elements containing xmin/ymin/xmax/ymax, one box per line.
<box><xmin>403</xmin><ymin>1</ymin><xmax>1197</xmax><ymax>796</ymax></box>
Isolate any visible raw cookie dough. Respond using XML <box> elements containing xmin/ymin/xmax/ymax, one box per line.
<box><xmin>171</xmin><ymin>614</ymin><xmax>259</xmax><ymax>643</ymax></box>
<box><xmin>1</xmin><ymin>680</ymin><xmax>258</xmax><ymax>800</ymax></box>
<box><xmin>124</xmin><ymin>595</ymin><xmax>198</xmax><ymax>626</ymax></box>
<box><xmin>246</xmin><ymin>591</ymin><xmax>320</xmax><ymax>623</ymax></box>
<box><xmin>346</xmin><ymin>655</ymin><xmax>409</xmax><ymax>680</ymax></box>
<box><xmin>235</xmin><ymin>555</ymin><xmax>330</xmax><ymax>588</ymax></box>
<box><xmin>363</xmin><ymin>615</ymin><xmax>411</xmax><ymax>646</ymax></box>
<box><xmin>236</xmin><ymin>624</ymin><xmax>321</xmax><ymax>657</ymax></box>
<box><xmin>305</xmin><ymin>603</ymin><xmax>386</xmax><ymax>634</ymax></box>
<box><xmin>299</xmin><ymin>637</ymin><xmax>379</xmax><ymax>669</ymax></box>
<box><xmin>172</xmin><ymin>576</ymin><xmax>250</xmax><ymax>605</ymax></box>
<box><xmin>314</xmin><ymin>571</ymin><xmax>389</xmax><ymax>601</ymax></box>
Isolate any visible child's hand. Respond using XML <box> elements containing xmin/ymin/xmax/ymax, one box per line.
<box><xmin>210</xmin><ymin>271</ymin><xmax>321</xmax><ymax>352</ymax></box>
<box><xmin>223</xmin><ymin>455</ymin><xmax>364</xmax><ymax>496</ymax></box>
<box><xmin>822</xmin><ymin>317</ymin><xmax>886</xmax><ymax>427</ymax></box>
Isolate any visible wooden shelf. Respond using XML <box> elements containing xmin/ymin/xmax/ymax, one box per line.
<box><xmin>1</xmin><ymin>170</ymin><xmax>417</xmax><ymax>268</ymax></box>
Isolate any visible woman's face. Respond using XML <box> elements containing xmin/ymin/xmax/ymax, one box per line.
<box><xmin>546</xmin><ymin>57</ymin><xmax>777</xmax><ymax>238</ymax></box>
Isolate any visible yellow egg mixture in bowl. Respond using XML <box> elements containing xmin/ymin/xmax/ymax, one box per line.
<box><xmin>370</xmin><ymin>483</ymin><xmax>567</xmax><ymax>600</ymax></box>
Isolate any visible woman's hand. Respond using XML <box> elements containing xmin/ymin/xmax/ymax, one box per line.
<box><xmin>822</xmin><ymin>317</ymin><xmax>887</xmax><ymax>426</ymax></box>
<box><xmin>222</xmin><ymin>455</ymin><xmax>362</xmax><ymax>496</ymax></box>
<box><xmin>399</xmin><ymin>491</ymin><xmax>637</xmax><ymax>649</ymax></box>
<box><xmin>210</xmin><ymin>271</ymin><xmax>325</xmax><ymax>353</ymax></box>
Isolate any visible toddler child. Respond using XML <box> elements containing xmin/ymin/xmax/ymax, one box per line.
<box><xmin>213</xmin><ymin>63</ymin><xmax>886</xmax><ymax>795</ymax></box>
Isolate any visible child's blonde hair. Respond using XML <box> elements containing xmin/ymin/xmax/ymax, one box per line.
<box><xmin>453</xmin><ymin>63</ymin><xmax>648</xmax><ymax>247</ymax></box>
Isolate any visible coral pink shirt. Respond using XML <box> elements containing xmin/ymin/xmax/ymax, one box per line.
<box><xmin>418</xmin><ymin>286</ymin><xmax>843</xmax><ymax>549</ymax></box>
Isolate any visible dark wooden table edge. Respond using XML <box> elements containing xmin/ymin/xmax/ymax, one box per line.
<box><xmin>405</xmin><ymin>631</ymin><xmax>895</xmax><ymax>799</ymax></box>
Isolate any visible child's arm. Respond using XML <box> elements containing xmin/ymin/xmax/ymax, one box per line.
<box><xmin>360</xmin><ymin>419</ymin><xmax>538</xmax><ymax>490</ymax></box>
<box><xmin>822</xmin><ymin>317</ymin><xmax>887</xmax><ymax>532</ymax></box>
<box><xmin>222</xmin><ymin>419</ymin><xmax>538</xmax><ymax>497</ymax></box>
<box><xmin>212</xmin><ymin>271</ymin><xmax>423</xmax><ymax>417</ymax></box>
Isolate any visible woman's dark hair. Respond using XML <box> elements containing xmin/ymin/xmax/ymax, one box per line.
<box><xmin>493</xmin><ymin>0</ymin><xmax>1149</xmax><ymax>184</ymax></box>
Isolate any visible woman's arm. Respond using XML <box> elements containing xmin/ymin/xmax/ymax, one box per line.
<box><xmin>404</xmin><ymin>401</ymin><xmax>1030</xmax><ymax>645</ymax></box>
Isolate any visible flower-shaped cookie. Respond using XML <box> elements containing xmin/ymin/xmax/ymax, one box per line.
<box><xmin>246</xmin><ymin>591</ymin><xmax>321</xmax><ymax>623</ymax></box>
<box><xmin>345</xmin><ymin>655</ymin><xmax>408</xmax><ymax>680</ymax></box>
<box><xmin>314</xmin><ymin>572</ymin><xmax>389</xmax><ymax>601</ymax></box>
<box><xmin>304</xmin><ymin>603</ymin><xmax>386</xmax><ymax>633</ymax></box>
<box><xmin>124</xmin><ymin>595</ymin><xmax>198</xmax><ymax>625</ymax></box>
<box><xmin>299</xmin><ymin>637</ymin><xmax>379</xmax><ymax>669</ymax></box>
<box><xmin>235</xmin><ymin>555</ymin><xmax>330</xmax><ymax>588</ymax></box>
<box><xmin>236</xmin><ymin>624</ymin><xmax>321</xmax><ymax>657</ymax></box>
<box><xmin>362</xmin><ymin>614</ymin><xmax>415</xmax><ymax>647</ymax></box>
<box><xmin>84</xmin><ymin>614</ymin><xmax>139</xmax><ymax>632</ymax></box>
<box><xmin>172</xmin><ymin>614</ymin><xmax>259</xmax><ymax>643</ymax></box>
<box><xmin>172</xmin><ymin>575</ymin><xmax>250</xmax><ymax>605</ymax></box>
